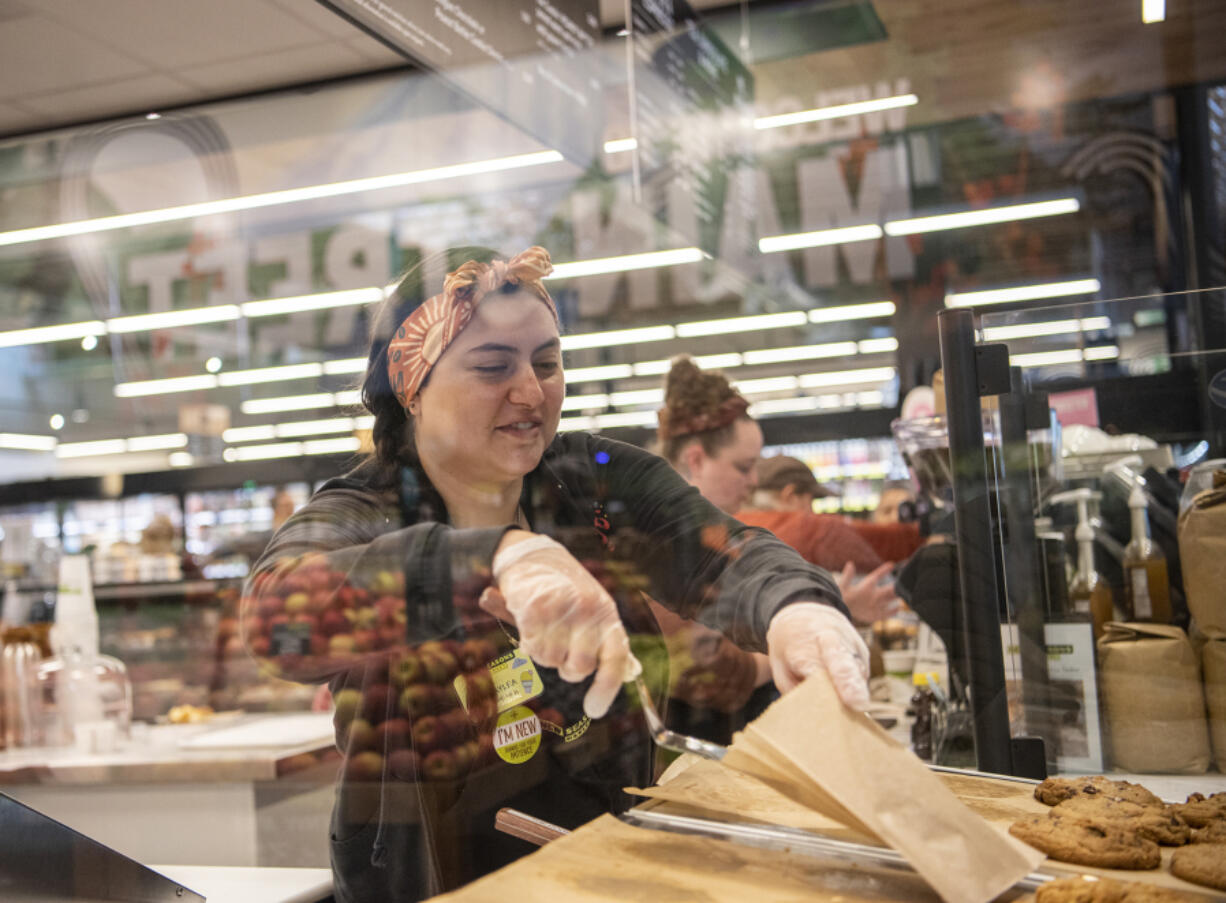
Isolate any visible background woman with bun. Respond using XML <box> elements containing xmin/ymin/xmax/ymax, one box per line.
<box><xmin>241</xmin><ymin>249</ymin><xmax>869</xmax><ymax>902</ymax></box>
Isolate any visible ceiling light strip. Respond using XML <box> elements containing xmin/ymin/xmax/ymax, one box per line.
<box><xmin>115</xmin><ymin>374</ymin><xmax>220</xmax><ymax>397</ymax></box>
<box><xmin>884</xmin><ymin>198</ymin><xmax>1080</xmax><ymax>236</ymax></box>
<box><xmin>0</xmin><ymin>432</ymin><xmax>58</xmax><ymax>451</ymax></box>
<box><xmin>547</xmin><ymin>247</ymin><xmax>704</xmax><ymax>279</ymax></box>
<box><xmin>759</xmin><ymin>225</ymin><xmax>882</xmax><ymax>253</ymax></box>
<box><xmin>980</xmin><ymin>316</ymin><xmax>1112</xmax><ymax>341</ymax></box>
<box><xmin>0</xmin><ymin>150</ymin><xmax>564</xmax><ymax>249</ymax></box>
<box><xmin>945</xmin><ymin>278</ymin><xmax>1101</xmax><ymax>308</ymax></box>
<box><xmin>754</xmin><ymin>94</ymin><xmax>918</xmax><ymax>130</ymax></box>
<box><xmin>0</xmin><ymin>321</ymin><xmax>107</xmax><ymax>349</ymax></box>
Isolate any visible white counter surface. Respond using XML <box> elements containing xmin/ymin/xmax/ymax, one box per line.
<box><xmin>152</xmin><ymin>864</ymin><xmax>332</xmax><ymax>903</ymax></box>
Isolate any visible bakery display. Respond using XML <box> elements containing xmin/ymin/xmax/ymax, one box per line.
<box><xmin>1034</xmin><ymin>776</ymin><xmax>1164</xmax><ymax>808</ymax></box>
<box><xmin>1008</xmin><ymin>812</ymin><xmax>1161</xmax><ymax>870</ymax></box>
<box><xmin>1049</xmin><ymin>798</ymin><xmax>1190</xmax><ymax>846</ymax></box>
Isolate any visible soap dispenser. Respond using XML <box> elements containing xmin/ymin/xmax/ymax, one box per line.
<box><xmin>1052</xmin><ymin>489</ymin><xmax>1116</xmax><ymax>638</ymax></box>
<box><xmin>1122</xmin><ymin>485</ymin><xmax>1171</xmax><ymax>623</ymax></box>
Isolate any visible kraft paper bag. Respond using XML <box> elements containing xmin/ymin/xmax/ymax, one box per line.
<box><xmin>1097</xmin><ymin>622</ymin><xmax>1210</xmax><ymax>774</ymax></box>
<box><xmin>722</xmin><ymin>672</ymin><xmax>1043</xmax><ymax>903</ymax></box>
<box><xmin>1204</xmin><ymin>629</ymin><xmax>1226</xmax><ymax>774</ymax></box>
<box><xmin>1178</xmin><ymin>470</ymin><xmax>1226</xmax><ymax>633</ymax></box>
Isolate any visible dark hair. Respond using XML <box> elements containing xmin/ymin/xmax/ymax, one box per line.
<box><xmin>361</xmin><ymin>246</ymin><xmax>503</xmax><ymax>468</ymax></box>
<box><xmin>658</xmin><ymin>356</ymin><xmax>752</xmax><ymax>466</ymax></box>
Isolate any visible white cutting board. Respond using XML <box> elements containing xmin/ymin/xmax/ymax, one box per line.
<box><xmin>178</xmin><ymin>713</ymin><xmax>335</xmax><ymax>750</ymax></box>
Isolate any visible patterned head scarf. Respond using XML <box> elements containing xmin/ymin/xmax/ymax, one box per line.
<box><xmin>387</xmin><ymin>246</ymin><xmax>556</xmax><ymax>409</ymax></box>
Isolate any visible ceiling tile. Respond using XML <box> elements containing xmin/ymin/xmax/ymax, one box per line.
<box><xmin>35</xmin><ymin>0</ymin><xmax>324</xmax><ymax>69</ymax></box>
<box><xmin>346</xmin><ymin>35</ymin><xmax>408</xmax><ymax>67</ymax></box>
<box><xmin>176</xmin><ymin>40</ymin><xmax>373</xmax><ymax>97</ymax></box>
<box><xmin>0</xmin><ymin>101</ymin><xmax>42</xmax><ymax>135</ymax></box>
<box><xmin>267</xmin><ymin>0</ymin><xmax>370</xmax><ymax>39</ymax></box>
<box><xmin>18</xmin><ymin>73</ymin><xmax>204</xmax><ymax>123</ymax></box>
<box><xmin>0</xmin><ymin>16</ymin><xmax>148</xmax><ymax>99</ymax></box>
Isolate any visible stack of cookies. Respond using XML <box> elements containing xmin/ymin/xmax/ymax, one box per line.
<box><xmin>1008</xmin><ymin>777</ymin><xmax>1226</xmax><ymax>896</ymax></box>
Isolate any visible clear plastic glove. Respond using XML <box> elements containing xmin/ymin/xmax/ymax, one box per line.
<box><xmin>836</xmin><ymin>561</ymin><xmax>902</xmax><ymax>625</ymax></box>
<box><xmin>766</xmin><ymin>602</ymin><xmax>871</xmax><ymax>710</ymax></box>
<box><xmin>479</xmin><ymin>533</ymin><xmax>630</xmax><ymax>719</ymax></box>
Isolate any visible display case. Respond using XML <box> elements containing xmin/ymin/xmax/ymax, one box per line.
<box><xmin>928</xmin><ymin>289</ymin><xmax>1226</xmax><ymax>790</ymax></box>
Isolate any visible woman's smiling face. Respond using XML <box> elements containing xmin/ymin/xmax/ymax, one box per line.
<box><xmin>411</xmin><ymin>288</ymin><xmax>564</xmax><ymax>488</ymax></box>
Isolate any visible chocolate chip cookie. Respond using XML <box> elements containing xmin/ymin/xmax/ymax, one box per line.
<box><xmin>1173</xmin><ymin>792</ymin><xmax>1226</xmax><ymax>828</ymax></box>
<box><xmin>1170</xmin><ymin>843</ymin><xmax>1226</xmax><ymax>892</ymax></box>
<box><xmin>1044</xmin><ymin>872</ymin><xmax>1206</xmax><ymax>901</ymax></box>
<box><xmin>1009</xmin><ymin>812</ymin><xmax>1161</xmax><ymax>869</ymax></box>
<box><xmin>1052</xmin><ymin>797</ymin><xmax>1190</xmax><ymax>846</ymax></box>
<box><xmin>1191</xmin><ymin>820</ymin><xmax>1226</xmax><ymax>844</ymax></box>
<box><xmin>1036</xmin><ymin>875</ymin><xmax>1203</xmax><ymax>903</ymax></box>
<box><xmin>1035</xmin><ymin>776</ymin><xmax>1164</xmax><ymax>808</ymax></box>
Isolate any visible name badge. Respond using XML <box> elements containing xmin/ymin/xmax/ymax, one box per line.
<box><xmin>487</xmin><ymin>647</ymin><xmax>544</xmax><ymax>712</ymax></box>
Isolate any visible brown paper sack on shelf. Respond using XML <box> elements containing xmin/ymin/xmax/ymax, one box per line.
<box><xmin>1203</xmin><ymin>629</ymin><xmax>1226</xmax><ymax>773</ymax></box>
<box><xmin>723</xmin><ymin>672</ymin><xmax>1042</xmax><ymax>903</ymax></box>
<box><xmin>1097</xmin><ymin>622</ymin><xmax>1210</xmax><ymax>773</ymax></box>
<box><xmin>1178</xmin><ymin>470</ymin><xmax>1226</xmax><ymax>633</ymax></box>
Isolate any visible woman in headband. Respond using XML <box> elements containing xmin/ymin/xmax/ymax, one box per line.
<box><xmin>242</xmin><ymin>246</ymin><xmax>868</xmax><ymax>903</ymax></box>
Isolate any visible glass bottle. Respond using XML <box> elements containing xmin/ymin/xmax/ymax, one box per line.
<box><xmin>1068</xmin><ymin>521</ymin><xmax>1115</xmax><ymax>640</ymax></box>
<box><xmin>1122</xmin><ymin>486</ymin><xmax>1171</xmax><ymax>623</ymax></box>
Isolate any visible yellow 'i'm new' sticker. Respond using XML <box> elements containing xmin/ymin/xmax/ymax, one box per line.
<box><xmin>494</xmin><ymin>705</ymin><xmax>541</xmax><ymax>764</ymax></box>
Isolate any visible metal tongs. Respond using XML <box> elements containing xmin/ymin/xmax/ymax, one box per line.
<box><xmin>625</xmin><ymin>655</ymin><xmax>728</xmax><ymax>761</ymax></box>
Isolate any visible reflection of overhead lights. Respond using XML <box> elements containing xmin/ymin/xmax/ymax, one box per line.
<box><xmin>558</xmin><ymin>415</ymin><xmax>595</xmax><ymax>431</ymax></box>
<box><xmin>0</xmin><ymin>320</ymin><xmax>106</xmax><ymax>348</ymax></box>
<box><xmin>981</xmin><ymin>316</ymin><xmax>1111</xmax><ymax>341</ymax></box>
<box><xmin>857</xmin><ymin>337</ymin><xmax>899</xmax><ymax>354</ymax></box>
<box><xmin>276</xmin><ymin>417</ymin><xmax>355</xmax><ymax>438</ymax></box>
<box><xmin>205</xmin><ymin>356</ymin><xmax>223</xmax><ymax>373</ymax></box>
<box><xmin>603</xmin><ymin>137</ymin><xmax>637</xmax><ymax>153</ymax></box>
<box><xmin>334</xmin><ymin>390</ymin><xmax>362</xmax><ymax>405</ymax></box>
<box><xmin>734</xmin><ymin>376</ymin><xmax>800</xmax><ymax>394</ymax></box>
<box><xmin>675</xmin><ymin>311</ymin><xmax>807</xmax><ymax>337</ymax></box>
<box><xmin>323</xmin><ymin>358</ymin><xmax>366</xmax><ymax>375</ymax></box>
<box><xmin>809</xmin><ymin>301</ymin><xmax>896</xmax><ymax>323</ymax></box>
<box><xmin>945</xmin><ymin>278</ymin><xmax>1101</xmax><ymax>308</ymax></box>
<box><xmin>218</xmin><ymin>363</ymin><xmax>324</xmax><ymax>387</ymax></box>
<box><xmin>615</xmin><ymin>27</ymin><xmax>629</xmax><ymax>37</ymax></box>
<box><xmin>561</xmin><ymin>325</ymin><xmax>675</xmax><ymax>351</ymax></box>
<box><xmin>241</xmin><ymin>393</ymin><xmax>337</xmax><ymax>414</ymax></box>
<box><xmin>562</xmin><ymin>393</ymin><xmax>609</xmax><ymax>411</ymax></box>
<box><xmin>609</xmin><ymin>388</ymin><xmax>664</xmax><ymax>407</ymax></box>
<box><xmin>107</xmin><ymin>305</ymin><xmax>240</xmax><ymax>333</ymax></box>
<box><xmin>56</xmin><ymin>439</ymin><xmax>128</xmax><ymax>458</ymax></box>
<box><xmin>168</xmin><ymin>452</ymin><xmax>194</xmax><ymax>467</ymax></box>
<box><xmin>749</xmin><ymin>397</ymin><xmax>820</xmax><ymax>416</ymax></box>
<box><xmin>0</xmin><ymin>432</ymin><xmax>57</xmax><ymax>451</ymax></box>
<box><xmin>759</xmin><ymin>225</ymin><xmax>882</xmax><ymax>253</ymax></box>
<box><xmin>49</xmin><ymin>414</ymin><xmax>65</xmax><ymax>431</ymax></box>
<box><xmin>631</xmin><ymin>353</ymin><xmax>743</xmax><ymax>377</ymax></box>
<box><xmin>115</xmin><ymin>375</ymin><xmax>219</xmax><ymax>397</ymax></box>
<box><xmin>81</xmin><ymin>335</ymin><xmax>98</xmax><ymax>351</ymax></box>
<box><xmin>1142</xmin><ymin>0</ymin><xmax>1165</xmax><ymax>23</ymax></box>
<box><xmin>304</xmin><ymin>436</ymin><xmax>362</xmax><ymax>455</ymax></box>
<box><xmin>1010</xmin><ymin>346</ymin><xmax>1119</xmax><ymax>367</ymax></box>
<box><xmin>743</xmin><ymin>342</ymin><xmax>857</xmax><ymax>365</ymax></box>
<box><xmin>145</xmin><ymin>112</ymin><xmax>161</xmax><ymax>121</ymax></box>
<box><xmin>593</xmin><ymin>411</ymin><xmax>658</xmax><ymax>429</ymax></box>
<box><xmin>884</xmin><ymin>198</ymin><xmax>1080</xmax><ymax>236</ymax></box>
<box><xmin>126</xmin><ymin>433</ymin><xmax>188</xmax><ymax>452</ymax></box>
<box><xmin>798</xmin><ymin>366</ymin><xmax>897</xmax><ymax>388</ymax></box>
<box><xmin>754</xmin><ymin>94</ymin><xmax>918</xmax><ymax>130</ymax></box>
<box><xmin>223</xmin><ymin>442</ymin><xmax>303</xmax><ymax>462</ymax></box>
<box><xmin>241</xmin><ymin>287</ymin><xmax>383</xmax><ymax>318</ymax></box>
<box><xmin>547</xmin><ymin>248</ymin><xmax>704</xmax><ymax>279</ymax></box>
<box><xmin>223</xmin><ymin>425</ymin><xmax>277</xmax><ymax>443</ymax></box>
<box><xmin>563</xmin><ymin>364</ymin><xmax>634</xmax><ymax>383</ymax></box>
<box><xmin>0</xmin><ymin>150</ymin><xmax>564</xmax><ymax>248</ymax></box>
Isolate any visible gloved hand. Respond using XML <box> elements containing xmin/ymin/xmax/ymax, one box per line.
<box><xmin>479</xmin><ymin>532</ymin><xmax>630</xmax><ymax>719</ymax></box>
<box><xmin>836</xmin><ymin>561</ymin><xmax>902</xmax><ymax>625</ymax></box>
<box><xmin>766</xmin><ymin>602</ymin><xmax>871</xmax><ymax>710</ymax></box>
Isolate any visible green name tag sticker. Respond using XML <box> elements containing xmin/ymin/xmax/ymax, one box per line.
<box><xmin>488</xmin><ymin>647</ymin><xmax>543</xmax><ymax>712</ymax></box>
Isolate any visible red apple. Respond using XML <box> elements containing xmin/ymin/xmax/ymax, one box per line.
<box><xmin>361</xmin><ymin>684</ymin><xmax>393</xmax><ymax>724</ymax></box>
<box><xmin>399</xmin><ymin>684</ymin><xmax>435</xmax><ymax>718</ymax></box>
<box><xmin>345</xmin><ymin>750</ymin><xmax>384</xmax><ymax>783</ymax></box>
<box><xmin>352</xmin><ymin>628</ymin><xmax>376</xmax><ymax>653</ymax></box>
<box><xmin>388</xmin><ymin>748</ymin><xmax>421</xmax><ymax>782</ymax></box>
<box><xmin>422</xmin><ymin>749</ymin><xmax>457</xmax><ymax>782</ymax></box>
<box><xmin>391</xmin><ymin>653</ymin><xmax>424</xmax><ymax>689</ymax></box>
<box><xmin>249</xmin><ymin>635</ymin><xmax>271</xmax><ymax>657</ymax></box>
<box><xmin>411</xmin><ymin>716</ymin><xmax>442</xmax><ymax>753</ymax></box>
<box><xmin>375</xmin><ymin>718</ymin><xmax>411</xmax><ymax>751</ymax></box>
<box><xmin>257</xmin><ymin>593</ymin><xmax>284</xmax><ymax>618</ymax></box>
<box><xmin>329</xmin><ymin>634</ymin><xmax>356</xmax><ymax>657</ymax></box>
<box><xmin>421</xmin><ymin>651</ymin><xmax>458</xmax><ymax>684</ymax></box>
<box><xmin>319</xmin><ymin>609</ymin><xmax>348</xmax><ymax>638</ymax></box>
<box><xmin>346</xmin><ymin>718</ymin><xmax>376</xmax><ymax>754</ymax></box>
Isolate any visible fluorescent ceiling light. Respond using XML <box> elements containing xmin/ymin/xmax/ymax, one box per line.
<box><xmin>945</xmin><ymin>278</ymin><xmax>1101</xmax><ymax>308</ymax></box>
<box><xmin>1010</xmin><ymin>346</ymin><xmax>1120</xmax><ymax>367</ymax></box>
<box><xmin>885</xmin><ymin>198</ymin><xmax>1079</xmax><ymax>236</ymax></box>
<box><xmin>0</xmin><ymin>150</ymin><xmax>564</xmax><ymax>249</ymax></box>
<box><xmin>675</xmin><ymin>311</ymin><xmax>807</xmax><ymax>337</ymax></box>
<box><xmin>354</xmin><ymin>415</ymin><xmax>374</xmax><ymax>430</ymax></box>
<box><xmin>593</xmin><ymin>411</ymin><xmax>658</xmax><ymax>429</ymax></box>
<box><xmin>217</xmin><ymin>363</ymin><xmax>324</xmax><ymax>387</ymax></box>
<box><xmin>980</xmin><ymin>317</ymin><xmax>1112</xmax><ymax>341</ymax></box>
<box><xmin>241</xmin><ymin>392</ymin><xmax>336</xmax><ymax>414</ymax></box>
<box><xmin>754</xmin><ymin>94</ymin><xmax>918</xmax><ymax>130</ymax></box>
<box><xmin>223</xmin><ymin>425</ymin><xmax>277</xmax><ymax>443</ymax></box>
<box><xmin>734</xmin><ymin>376</ymin><xmax>800</xmax><ymax>394</ymax></box>
<box><xmin>562</xmin><ymin>393</ymin><xmax>609</xmax><ymax>411</ymax></box>
<box><xmin>241</xmin><ymin>287</ymin><xmax>383</xmax><ymax>318</ymax></box>
<box><xmin>742</xmin><ymin>342</ymin><xmax>857</xmax><ymax>365</ymax></box>
<box><xmin>631</xmin><ymin>353</ymin><xmax>744</xmax><ymax>377</ymax></box>
<box><xmin>106</xmin><ymin>305</ymin><xmax>240</xmax><ymax>333</ymax></box>
<box><xmin>0</xmin><ymin>432</ymin><xmax>57</xmax><ymax>451</ymax></box>
<box><xmin>334</xmin><ymin>390</ymin><xmax>362</xmax><ymax>405</ymax></box>
<box><xmin>857</xmin><ymin>390</ymin><xmax>886</xmax><ymax>406</ymax></box>
<box><xmin>0</xmin><ymin>321</ymin><xmax>106</xmax><ymax>349</ymax></box>
<box><xmin>564</xmin><ymin>364</ymin><xmax>634</xmax><ymax>384</ymax></box>
<box><xmin>609</xmin><ymin>388</ymin><xmax>664</xmax><ymax>407</ymax></box>
<box><xmin>558</xmin><ymin>415</ymin><xmax>596</xmax><ymax>431</ymax></box>
<box><xmin>323</xmin><ymin>358</ymin><xmax>367</xmax><ymax>375</ymax></box>
<box><xmin>168</xmin><ymin>452</ymin><xmax>194</xmax><ymax>467</ymax></box>
<box><xmin>857</xmin><ymin>337</ymin><xmax>899</xmax><ymax>354</ymax></box>
<box><xmin>759</xmin><ymin>224</ymin><xmax>882</xmax><ymax>254</ymax></box>
<box><xmin>115</xmin><ymin>374</ymin><xmax>219</xmax><ymax>397</ymax></box>
<box><xmin>56</xmin><ymin>439</ymin><xmax>127</xmax><ymax>458</ymax></box>
<box><xmin>275</xmin><ymin>417</ymin><xmax>355</xmax><ymax>438</ymax></box>
<box><xmin>1083</xmin><ymin>345</ymin><xmax>1120</xmax><ymax>361</ymax></box>
<box><xmin>222</xmin><ymin>442</ymin><xmax>304</xmax><ymax>462</ymax></box>
<box><xmin>304</xmin><ymin>437</ymin><xmax>362</xmax><ymax>455</ymax></box>
<box><xmin>809</xmin><ymin>301</ymin><xmax>896</xmax><ymax>323</ymax></box>
<box><xmin>1142</xmin><ymin>0</ymin><xmax>1165</xmax><ymax>22</ymax></box>
<box><xmin>798</xmin><ymin>366</ymin><xmax>897</xmax><ymax>389</ymax></box>
<box><xmin>561</xmin><ymin>324</ymin><xmax>675</xmax><ymax>351</ymax></box>
<box><xmin>125</xmin><ymin>433</ymin><xmax>188</xmax><ymax>452</ymax></box>
<box><xmin>604</xmin><ymin>138</ymin><xmax>638</xmax><ymax>153</ymax></box>
<box><xmin>749</xmin><ymin>397</ymin><xmax>821</xmax><ymax>417</ymax></box>
<box><xmin>547</xmin><ymin>248</ymin><xmax>704</xmax><ymax>279</ymax></box>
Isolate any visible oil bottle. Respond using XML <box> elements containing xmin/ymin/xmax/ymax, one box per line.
<box><xmin>1122</xmin><ymin>485</ymin><xmax>1171</xmax><ymax>623</ymax></box>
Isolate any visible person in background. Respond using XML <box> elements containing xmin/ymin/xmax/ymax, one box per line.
<box><xmin>738</xmin><ymin>455</ymin><xmax>899</xmax><ymax>626</ymax></box>
<box><xmin>873</xmin><ymin>481</ymin><xmax>916</xmax><ymax>525</ymax></box>
<box><xmin>241</xmin><ymin>248</ymin><xmax>869</xmax><ymax>902</ymax></box>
